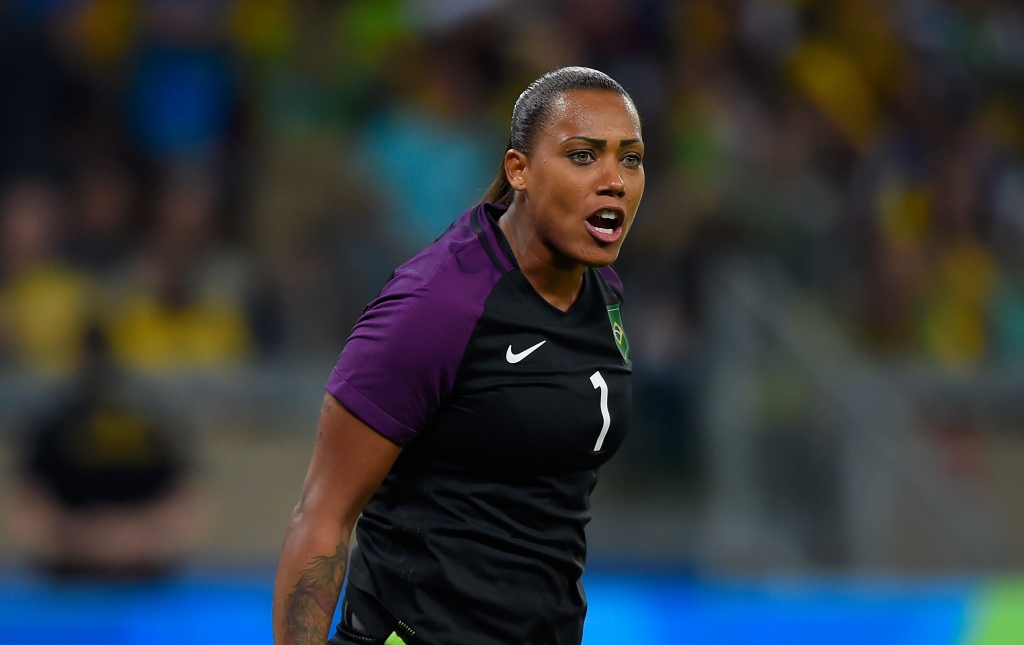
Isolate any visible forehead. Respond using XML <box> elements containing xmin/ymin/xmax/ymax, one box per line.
<box><xmin>543</xmin><ymin>90</ymin><xmax>642</xmax><ymax>142</ymax></box>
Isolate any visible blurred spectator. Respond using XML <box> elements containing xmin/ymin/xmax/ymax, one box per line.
<box><xmin>0</xmin><ymin>1</ymin><xmax>89</xmax><ymax>183</ymax></box>
<box><xmin>8</xmin><ymin>374</ymin><xmax>205</xmax><ymax>578</ymax></box>
<box><xmin>106</xmin><ymin>164</ymin><xmax>253</xmax><ymax>370</ymax></box>
<box><xmin>67</xmin><ymin>152</ymin><xmax>139</xmax><ymax>277</ymax></box>
<box><xmin>357</xmin><ymin>34</ymin><xmax>497</xmax><ymax>253</ymax></box>
<box><xmin>246</xmin><ymin>140</ymin><xmax>391</xmax><ymax>355</ymax></box>
<box><xmin>127</xmin><ymin>0</ymin><xmax>236</xmax><ymax>161</ymax></box>
<box><xmin>0</xmin><ymin>178</ymin><xmax>98</xmax><ymax>374</ymax></box>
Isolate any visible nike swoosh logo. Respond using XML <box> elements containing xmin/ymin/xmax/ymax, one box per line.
<box><xmin>506</xmin><ymin>340</ymin><xmax>546</xmax><ymax>364</ymax></box>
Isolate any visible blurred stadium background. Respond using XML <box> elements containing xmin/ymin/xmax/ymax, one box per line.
<box><xmin>3</xmin><ymin>0</ymin><xmax>1024</xmax><ymax>642</ymax></box>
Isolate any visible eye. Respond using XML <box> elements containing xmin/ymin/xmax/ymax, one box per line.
<box><xmin>568</xmin><ymin>150</ymin><xmax>595</xmax><ymax>164</ymax></box>
<box><xmin>622</xmin><ymin>152</ymin><xmax>643</xmax><ymax>168</ymax></box>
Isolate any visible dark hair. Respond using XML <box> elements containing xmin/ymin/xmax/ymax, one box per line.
<box><xmin>480</xmin><ymin>66</ymin><xmax>636</xmax><ymax>206</ymax></box>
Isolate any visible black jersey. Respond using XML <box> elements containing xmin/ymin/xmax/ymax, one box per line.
<box><xmin>325</xmin><ymin>203</ymin><xmax>631</xmax><ymax>645</ymax></box>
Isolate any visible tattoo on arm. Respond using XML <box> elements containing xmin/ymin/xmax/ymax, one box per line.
<box><xmin>283</xmin><ymin>541</ymin><xmax>348</xmax><ymax>645</ymax></box>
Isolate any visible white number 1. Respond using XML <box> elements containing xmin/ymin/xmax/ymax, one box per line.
<box><xmin>590</xmin><ymin>371</ymin><xmax>611</xmax><ymax>451</ymax></box>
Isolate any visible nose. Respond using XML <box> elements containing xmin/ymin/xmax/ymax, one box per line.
<box><xmin>597</xmin><ymin>160</ymin><xmax>625</xmax><ymax>198</ymax></box>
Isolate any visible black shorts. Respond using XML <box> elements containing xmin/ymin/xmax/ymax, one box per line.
<box><xmin>330</xmin><ymin>623</ymin><xmax>381</xmax><ymax>645</ymax></box>
<box><xmin>329</xmin><ymin>594</ymin><xmax>396</xmax><ymax>645</ymax></box>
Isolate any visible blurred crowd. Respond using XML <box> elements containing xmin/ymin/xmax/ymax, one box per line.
<box><xmin>2</xmin><ymin>0</ymin><xmax>1024</xmax><ymax>379</ymax></box>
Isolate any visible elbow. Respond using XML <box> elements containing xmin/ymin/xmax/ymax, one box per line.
<box><xmin>286</xmin><ymin>498</ymin><xmax>355</xmax><ymax>538</ymax></box>
<box><xmin>287</xmin><ymin>501</ymin><xmax>307</xmax><ymax>530</ymax></box>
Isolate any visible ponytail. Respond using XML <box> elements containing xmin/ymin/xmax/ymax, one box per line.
<box><xmin>479</xmin><ymin>137</ymin><xmax>514</xmax><ymax>206</ymax></box>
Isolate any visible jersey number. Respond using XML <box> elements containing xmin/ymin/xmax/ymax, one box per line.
<box><xmin>590</xmin><ymin>371</ymin><xmax>611</xmax><ymax>451</ymax></box>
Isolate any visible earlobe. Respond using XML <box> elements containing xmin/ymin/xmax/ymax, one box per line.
<box><xmin>505</xmin><ymin>150</ymin><xmax>528</xmax><ymax>191</ymax></box>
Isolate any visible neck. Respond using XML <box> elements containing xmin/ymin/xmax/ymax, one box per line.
<box><xmin>498</xmin><ymin>202</ymin><xmax>585</xmax><ymax>312</ymax></box>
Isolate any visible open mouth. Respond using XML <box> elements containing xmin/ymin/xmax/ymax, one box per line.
<box><xmin>585</xmin><ymin>208</ymin><xmax>624</xmax><ymax>243</ymax></box>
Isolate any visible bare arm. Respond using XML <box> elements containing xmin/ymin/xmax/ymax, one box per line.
<box><xmin>273</xmin><ymin>393</ymin><xmax>402</xmax><ymax>645</ymax></box>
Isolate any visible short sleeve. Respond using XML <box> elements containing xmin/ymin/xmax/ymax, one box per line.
<box><xmin>326</xmin><ymin>250</ymin><xmax>500</xmax><ymax>445</ymax></box>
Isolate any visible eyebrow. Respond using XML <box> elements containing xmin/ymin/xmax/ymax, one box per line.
<box><xmin>562</xmin><ymin>136</ymin><xmax>643</xmax><ymax>147</ymax></box>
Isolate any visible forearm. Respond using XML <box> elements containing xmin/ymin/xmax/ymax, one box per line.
<box><xmin>273</xmin><ymin>511</ymin><xmax>353</xmax><ymax>645</ymax></box>
<box><xmin>273</xmin><ymin>393</ymin><xmax>402</xmax><ymax>644</ymax></box>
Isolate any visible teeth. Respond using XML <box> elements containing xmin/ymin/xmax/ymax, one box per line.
<box><xmin>589</xmin><ymin>210</ymin><xmax>620</xmax><ymax>236</ymax></box>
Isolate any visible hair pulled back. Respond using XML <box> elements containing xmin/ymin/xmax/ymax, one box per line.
<box><xmin>480</xmin><ymin>67</ymin><xmax>634</xmax><ymax>206</ymax></box>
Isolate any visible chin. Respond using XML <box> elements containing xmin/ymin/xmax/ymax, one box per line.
<box><xmin>555</xmin><ymin>233</ymin><xmax>624</xmax><ymax>268</ymax></box>
<box><xmin>578</xmin><ymin>245</ymin><xmax>621</xmax><ymax>268</ymax></box>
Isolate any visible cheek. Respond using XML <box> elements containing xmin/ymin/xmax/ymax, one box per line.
<box><xmin>623</xmin><ymin>173</ymin><xmax>645</xmax><ymax>226</ymax></box>
<box><xmin>627</xmin><ymin>167</ymin><xmax>645</xmax><ymax>199</ymax></box>
<box><xmin>531</xmin><ymin>165</ymin><xmax>585</xmax><ymax>227</ymax></box>
<box><xmin>533</xmin><ymin>161</ymin><xmax>583</xmax><ymax>202</ymax></box>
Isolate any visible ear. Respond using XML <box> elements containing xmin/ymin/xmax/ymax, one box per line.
<box><xmin>504</xmin><ymin>149</ymin><xmax>528</xmax><ymax>192</ymax></box>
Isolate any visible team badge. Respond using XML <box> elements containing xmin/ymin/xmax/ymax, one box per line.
<box><xmin>606</xmin><ymin>304</ymin><xmax>629</xmax><ymax>361</ymax></box>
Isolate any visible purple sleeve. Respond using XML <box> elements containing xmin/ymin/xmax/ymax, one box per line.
<box><xmin>326</xmin><ymin>242</ymin><xmax>499</xmax><ymax>445</ymax></box>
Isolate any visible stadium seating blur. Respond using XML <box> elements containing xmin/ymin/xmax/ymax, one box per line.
<box><xmin>3</xmin><ymin>0</ymin><xmax>1024</xmax><ymax>642</ymax></box>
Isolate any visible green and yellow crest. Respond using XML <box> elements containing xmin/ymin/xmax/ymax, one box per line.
<box><xmin>606</xmin><ymin>304</ymin><xmax>629</xmax><ymax>361</ymax></box>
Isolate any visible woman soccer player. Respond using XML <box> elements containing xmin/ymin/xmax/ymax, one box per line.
<box><xmin>273</xmin><ymin>66</ymin><xmax>644</xmax><ymax>645</ymax></box>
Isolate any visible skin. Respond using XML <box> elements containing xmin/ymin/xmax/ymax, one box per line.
<box><xmin>273</xmin><ymin>395</ymin><xmax>401</xmax><ymax>645</ymax></box>
<box><xmin>272</xmin><ymin>86</ymin><xmax>644</xmax><ymax>645</ymax></box>
<box><xmin>499</xmin><ymin>89</ymin><xmax>645</xmax><ymax>311</ymax></box>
